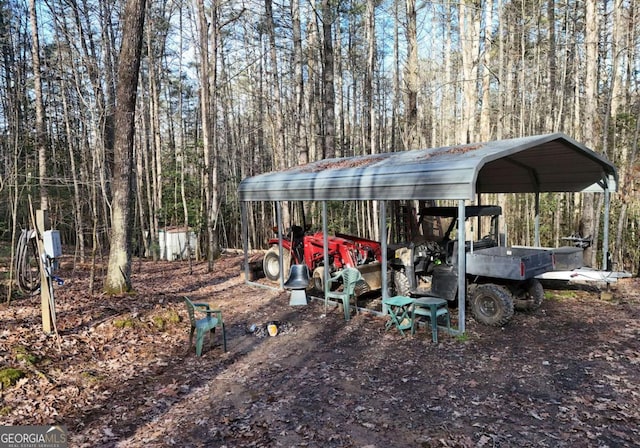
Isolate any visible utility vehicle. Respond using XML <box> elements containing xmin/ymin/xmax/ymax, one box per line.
<box><xmin>389</xmin><ymin>205</ymin><xmax>554</xmax><ymax>326</ymax></box>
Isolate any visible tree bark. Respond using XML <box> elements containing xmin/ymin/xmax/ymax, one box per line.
<box><xmin>320</xmin><ymin>0</ymin><xmax>336</xmax><ymax>158</ymax></box>
<box><xmin>459</xmin><ymin>0</ymin><xmax>480</xmax><ymax>143</ymax></box>
<box><xmin>195</xmin><ymin>0</ymin><xmax>220</xmax><ymax>271</ymax></box>
<box><xmin>581</xmin><ymin>0</ymin><xmax>598</xmax><ymax>267</ymax></box>
<box><xmin>365</xmin><ymin>0</ymin><xmax>376</xmax><ymax>155</ymax></box>
<box><xmin>404</xmin><ymin>0</ymin><xmax>418</xmax><ymax>149</ymax></box>
<box><xmin>479</xmin><ymin>0</ymin><xmax>493</xmax><ymax>141</ymax></box>
<box><xmin>29</xmin><ymin>0</ymin><xmax>48</xmax><ymax>211</ymax></box>
<box><xmin>105</xmin><ymin>0</ymin><xmax>146</xmax><ymax>294</ymax></box>
<box><xmin>291</xmin><ymin>0</ymin><xmax>307</xmax><ymax>165</ymax></box>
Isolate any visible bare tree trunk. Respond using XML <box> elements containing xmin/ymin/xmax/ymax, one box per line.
<box><xmin>264</xmin><ymin>0</ymin><xmax>290</xmax><ymax>226</ymax></box>
<box><xmin>518</xmin><ymin>1</ymin><xmax>526</xmax><ymax>136</ymax></box>
<box><xmin>335</xmin><ymin>9</ymin><xmax>346</xmax><ymax>158</ymax></box>
<box><xmin>291</xmin><ymin>0</ymin><xmax>307</xmax><ymax>165</ymax></box>
<box><xmin>365</xmin><ymin>0</ymin><xmax>377</xmax><ymax>155</ymax></box>
<box><xmin>365</xmin><ymin>0</ymin><xmax>379</xmax><ymax>238</ymax></box>
<box><xmin>307</xmin><ymin>1</ymin><xmax>322</xmax><ymax>162</ymax></box>
<box><xmin>8</xmin><ymin>126</ymin><xmax>20</xmax><ymax>303</ymax></box>
<box><xmin>610</xmin><ymin>0</ymin><xmax>625</xmax><ymax>119</ymax></box>
<box><xmin>547</xmin><ymin>0</ymin><xmax>557</xmax><ymax>132</ymax></box>
<box><xmin>320</xmin><ymin>0</ymin><xmax>336</xmax><ymax>158</ymax></box>
<box><xmin>89</xmin><ymin>145</ymin><xmax>100</xmax><ymax>294</ymax></box>
<box><xmin>196</xmin><ymin>0</ymin><xmax>220</xmax><ymax>271</ymax></box>
<box><xmin>614</xmin><ymin>100</ymin><xmax>640</xmax><ymax>269</ymax></box>
<box><xmin>581</xmin><ymin>0</ymin><xmax>598</xmax><ymax>267</ymax></box>
<box><xmin>60</xmin><ymin>78</ymin><xmax>86</xmax><ymax>262</ymax></box>
<box><xmin>176</xmin><ymin>6</ymin><xmax>193</xmax><ymax>265</ymax></box>
<box><xmin>105</xmin><ymin>0</ymin><xmax>146</xmax><ymax>293</ymax></box>
<box><xmin>146</xmin><ymin>18</ymin><xmax>162</xmax><ymax>257</ymax></box>
<box><xmin>495</xmin><ymin>0</ymin><xmax>504</xmax><ymax>140</ymax></box>
<box><xmin>459</xmin><ymin>0</ymin><xmax>480</xmax><ymax>143</ymax></box>
<box><xmin>504</xmin><ymin>17</ymin><xmax>516</xmax><ymax>137</ymax></box>
<box><xmin>479</xmin><ymin>0</ymin><xmax>493</xmax><ymax>141</ymax></box>
<box><xmin>29</xmin><ymin>0</ymin><xmax>48</xmax><ymax>211</ymax></box>
<box><xmin>404</xmin><ymin>0</ymin><xmax>418</xmax><ymax>149</ymax></box>
<box><xmin>135</xmin><ymin>120</ymin><xmax>149</xmax><ymax>258</ymax></box>
<box><xmin>391</xmin><ymin>0</ymin><xmax>400</xmax><ymax>150</ymax></box>
<box><xmin>443</xmin><ymin>3</ymin><xmax>455</xmax><ymax>144</ymax></box>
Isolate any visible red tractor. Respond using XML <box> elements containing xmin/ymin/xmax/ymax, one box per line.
<box><xmin>262</xmin><ymin>225</ymin><xmax>384</xmax><ymax>295</ymax></box>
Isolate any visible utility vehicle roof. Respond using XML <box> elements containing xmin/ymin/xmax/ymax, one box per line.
<box><xmin>238</xmin><ymin>133</ymin><xmax>617</xmax><ymax>202</ymax></box>
<box><xmin>419</xmin><ymin>206</ymin><xmax>502</xmax><ymax>218</ymax></box>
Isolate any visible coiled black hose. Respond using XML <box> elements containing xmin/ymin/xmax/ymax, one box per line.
<box><xmin>15</xmin><ymin>229</ymin><xmax>41</xmax><ymax>293</ymax></box>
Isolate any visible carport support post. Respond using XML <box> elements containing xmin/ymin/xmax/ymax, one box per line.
<box><xmin>457</xmin><ymin>200</ymin><xmax>466</xmax><ymax>334</ymax></box>
<box><xmin>380</xmin><ymin>201</ymin><xmax>388</xmax><ymax>313</ymax></box>
<box><xmin>241</xmin><ymin>202</ymin><xmax>249</xmax><ymax>280</ymax></box>
<box><xmin>276</xmin><ymin>201</ymin><xmax>284</xmax><ymax>288</ymax></box>
<box><xmin>534</xmin><ymin>192</ymin><xmax>541</xmax><ymax>247</ymax></box>
<box><xmin>322</xmin><ymin>201</ymin><xmax>329</xmax><ymax>297</ymax></box>
<box><xmin>602</xmin><ymin>186</ymin><xmax>611</xmax><ymax>270</ymax></box>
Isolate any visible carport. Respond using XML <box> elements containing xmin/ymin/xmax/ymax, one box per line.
<box><xmin>238</xmin><ymin>133</ymin><xmax>618</xmax><ymax>333</ymax></box>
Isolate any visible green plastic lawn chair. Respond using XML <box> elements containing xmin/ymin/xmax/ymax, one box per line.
<box><xmin>183</xmin><ymin>297</ymin><xmax>227</xmax><ymax>356</ymax></box>
<box><xmin>324</xmin><ymin>268</ymin><xmax>363</xmax><ymax>321</ymax></box>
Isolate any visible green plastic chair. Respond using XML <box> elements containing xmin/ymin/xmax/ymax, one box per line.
<box><xmin>183</xmin><ymin>297</ymin><xmax>227</xmax><ymax>356</ymax></box>
<box><xmin>324</xmin><ymin>268</ymin><xmax>363</xmax><ymax>320</ymax></box>
<box><xmin>411</xmin><ymin>299</ymin><xmax>451</xmax><ymax>343</ymax></box>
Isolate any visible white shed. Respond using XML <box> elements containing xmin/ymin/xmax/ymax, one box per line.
<box><xmin>158</xmin><ymin>228</ymin><xmax>198</xmax><ymax>261</ymax></box>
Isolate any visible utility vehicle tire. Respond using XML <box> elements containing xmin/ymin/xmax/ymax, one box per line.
<box><xmin>393</xmin><ymin>270</ymin><xmax>412</xmax><ymax>297</ymax></box>
<box><xmin>470</xmin><ymin>284</ymin><xmax>514</xmax><ymax>327</ymax></box>
<box><xmin>263</xmin><ymin>248</ymin><xmax>290</xmax><ymax>282</ymax></box>
<box><xmin>512</xmin><ymin>279</ymin><xmax>544</xmax><ymax>312</ymax></box>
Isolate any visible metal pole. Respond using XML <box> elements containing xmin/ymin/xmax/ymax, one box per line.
<box><xmin>322</xmin><ymin>202</ymin><xmax>329</xmax><ymax>310</ymax></box>
<box><xmin>379</xmin><ymin>201</ymin><xmax>388</xmax><ymax>314</ymax></box>
<box><xmin>457</xmin><ymin>200</ymin><xmax>466</xmax><ymax>334</ymax></box>
<box><xmin>276</xmin><ymin>202</ymin><xmax>284</xmax><ymax>289</ymax></box>
<box><xmin>241</xmin><ymin>202</ymin><xmax>250</xmax><ymax>281</ymax></box>
<box><xmin>602</xmin><ymin>186</ymin><xmax>611</xmax><ymax>270</ymax></box>
<box><xmin>534</xmin><ymin>191</ymin><xmax>541</xmax><ymax>247</ymax></box>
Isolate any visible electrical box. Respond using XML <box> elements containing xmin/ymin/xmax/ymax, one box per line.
<box><xmin>43</xmin><ymin>230</ymin><xmax>63</xmax><ymax>258</ymax></box>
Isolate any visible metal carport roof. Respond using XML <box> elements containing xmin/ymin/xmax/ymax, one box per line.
<box><xmin>238</xmin><ymin>133</ymin><xmax>617</xmax><ymax>202</ymax></box>
<box><xmin>238</xmin><ymin>133</ymin><xmax>618</xmax><ymax>334</ymax></box>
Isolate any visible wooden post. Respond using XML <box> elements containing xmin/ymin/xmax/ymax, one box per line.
<box><xmin>36</xmin><ymin>209</ymin><xmax>54</xmax><ymax>335</ymax></box>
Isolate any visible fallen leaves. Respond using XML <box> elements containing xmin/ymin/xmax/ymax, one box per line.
<box><xmin>0</xmin><ymin>258</ymin><xmax>639</xmax><ymax>447</ymax></box>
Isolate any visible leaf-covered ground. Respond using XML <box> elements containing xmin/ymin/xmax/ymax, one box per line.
<box><xmin>1</xmin><ymin>253</ymin><xmax>639</xmax><ymax>447</ymax></box>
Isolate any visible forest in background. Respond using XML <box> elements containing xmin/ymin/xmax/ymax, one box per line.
<box><xmin>1</xmin><ymin>0</ymin><xmax>639</xmax><ymax>288</ymax></box>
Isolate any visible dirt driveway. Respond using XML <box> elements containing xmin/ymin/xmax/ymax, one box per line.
<box><xmin>1</xmin><ymin>253</ymin><xmax>639</xmax><ymax>447</ymax></box>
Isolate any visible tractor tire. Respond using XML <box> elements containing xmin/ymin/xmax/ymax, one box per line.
<box><xmin>470</xmin><ymin>283</ymin><xmax>514</xmax><ymax>327</ymax></box>
<box><xmin>263</xmin><ymin>248</ymin><xmax>290</xmax><ymax>282</ymax></box>
<box><xmin>393</xmin><ymin>270</ymin><xmax>412</xmax><ymax>297</ymax></box>
<box><xmin>354</xmin><ymin>279</ymin><xmax>371</xmax><ymax>297</ymax></box>
<box><xmin>312</xmin><ymin>267</ymin><xmax>325</xmax><ymax>293</ymax></box>
<box><xmin>511</xmin><ymin>279</ymin><xmax>544</xmax><ymax>312</ymax></box>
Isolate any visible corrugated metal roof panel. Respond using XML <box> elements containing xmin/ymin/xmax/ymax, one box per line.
<box><xmin>238</xmin><ymin>133</ymin><xmax>618</xmax><ymax>202</ymax></box>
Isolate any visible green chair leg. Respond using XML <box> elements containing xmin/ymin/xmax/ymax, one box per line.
<box><xmin>342</xmin><ymin>298</ymin><xmax>351</xmax><ymax>320</ymax></box>
<box><xmin>430</xmin><ymin>308</ymin><xmax>450</xmax><ymax>343</ymax></box>
<box><xmin>195</xmin><ymin>327</ymin><xmax>206</xmax><ymax>357</ymax></box>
